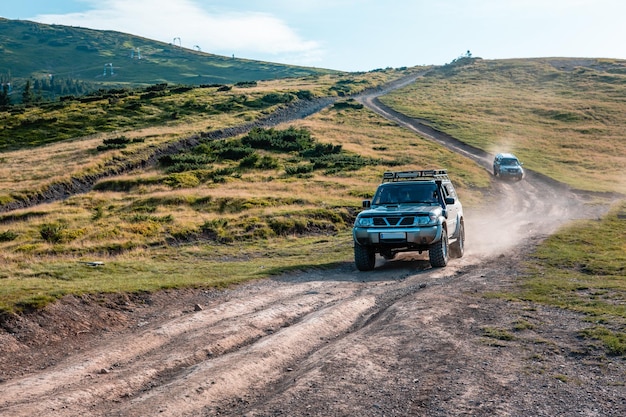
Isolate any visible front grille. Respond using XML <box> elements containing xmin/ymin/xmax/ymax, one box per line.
<box><xmin>373</xmin><ymin>216</ymin><xmax>415</xmax><ymax>226</ymax></box>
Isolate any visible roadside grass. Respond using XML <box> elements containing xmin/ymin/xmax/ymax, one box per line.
<box><xmin>380</xmin><ymin>58</ymin><xmax>626</xmax><ymax>194</ymax></box>
<box><xmin>0</xmin><ymin>83</ymin><xmax>491</xmax><ymax>313</ymax></box>
<box><xmin>503</xmin><ymin>201</ymin><xmax>626</xmax><ymax>355</ymax></box>
<box><xmin>0</xmin><ymin>234</ymin><xmax>353</xmax><ymax>313</ymax></box>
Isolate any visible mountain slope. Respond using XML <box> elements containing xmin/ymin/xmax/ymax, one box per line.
<box><xmin>0</xmin><ymin>18</ymin><xmax>336</xmax><ymax>96</ymax></box>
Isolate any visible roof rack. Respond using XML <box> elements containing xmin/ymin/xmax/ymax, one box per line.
<box><xmin>382</xmin><ymin>169</ymin><xmax>449</xmax><ymax>182</ymax></box>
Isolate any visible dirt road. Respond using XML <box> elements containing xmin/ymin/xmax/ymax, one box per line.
<box><xmin>1</xmin><ymin>77</ymin><xmax>624</xmax><ymax>417</ymax></box>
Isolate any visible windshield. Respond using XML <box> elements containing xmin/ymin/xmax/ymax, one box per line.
<box><xmin>501</xmin><ymin>158</ymin><xmax>519</xmax><ymax>166</ymax></box>
<box><xmin>373</xmin><ymin>183</ymin><xmax>439</xmax><ymax>205</ymax></box>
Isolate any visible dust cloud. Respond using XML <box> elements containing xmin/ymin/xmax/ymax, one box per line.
<box><xmin>463</xmin><ymin>177</ymin><xmax>604</xmax><ymax>259</ymax></box>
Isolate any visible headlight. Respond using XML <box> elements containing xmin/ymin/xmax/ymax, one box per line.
<box><xmin>355</xmin><ymin>217</ymin><xmax>373</xmax><ymax>227</ymax></box>
<box><xmin>417</xmin><ymin>216</ymin><xmax>432</xmax><ymax>225</ymax></box>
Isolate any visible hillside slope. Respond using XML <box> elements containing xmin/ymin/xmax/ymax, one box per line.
<box><xmin>0</xmin><ymin>18</ymin><xmax>335</xmax><ymax>99</ymax></box>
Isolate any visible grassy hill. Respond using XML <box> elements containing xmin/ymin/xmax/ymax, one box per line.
<box><xmin>0</xmin><ymin>18</ymin><xmax>336</xmax><ymax>101</ymax></box>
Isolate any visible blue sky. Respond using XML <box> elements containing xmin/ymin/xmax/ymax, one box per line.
<box><xmin>1</xmin><ymin>0</ymin><xmax>625</xmax><ymax>72</ymax></box>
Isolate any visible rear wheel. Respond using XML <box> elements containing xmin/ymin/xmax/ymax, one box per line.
<box><xmin>354</xmin><ymin>244</ymin><xmax>376</xmax><ymax>271</ymax></box>
<box><xmin>429</xmin><ymin>229</ymin><xmax>449</xmax><ymax>267</ymax></box>
<box><xmin>450</xmin><ymin>222</ymin><xmax>465</xmax><ymax>259</ymax></box>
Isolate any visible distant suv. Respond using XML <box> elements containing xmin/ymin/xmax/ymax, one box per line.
<box><xmin>352</xmin><ymin>169</ymin><xmax>465</xmax><ymax>271</ymax></box>
<box><xmin>493</xmin><ymin>153</ymin><xmax>524</xmax><ymax>180</ymax></box>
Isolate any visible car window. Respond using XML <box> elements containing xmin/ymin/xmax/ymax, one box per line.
<box><xmin>373</xmin><ymin>183</ymin><xmax>438</xmax><ymax>204</ymax></box>
<box><xmin>444</xmin><ymin>184</ymin><xmax>457</xmax><ymax>198</ymax></box>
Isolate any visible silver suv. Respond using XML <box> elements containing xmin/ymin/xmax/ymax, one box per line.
<box><xmin>493</xmin><ymin>153</ymin><xmax>524</xmax><ymax>181</ymax></box>
<box><xmin>352</xmin><ymin>170</ymin><xmax>465</xmax><ymax>271</ymax></box>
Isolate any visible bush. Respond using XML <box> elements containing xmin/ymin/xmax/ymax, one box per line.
<box><xmin>97</xmin><ymin>135</ymin><xmax>132</xmax><ymax>151</ymax></box>
<box><xmin>311</xmin><ymin>153</ymin><xmax>377</xmax><ymax>174</ymax></box>
<box><xmin>164</xmin><ymin>172</ymin><xmax>201</xmax><ymax>188</ymax></box>
<box><xmin>200</xmin><ymin>219</ymin><xmax>233</xmax><ymax>243</ymax></box>
<box><xmin>0</xmin><ymin>230</ymin><xmax>18</xmax><ymax>242</ymax></box>
<box><xmin>285</xmin><ymin>164</ymin><xmax>314</xmax><ymax>176</ymax></box>
<box><xmin>332</xmin><ymin>99</ymin><xmax>364</xmax><ymax>110</ymax></box>
<box><xmin>159</xmin><ymin>153</ymin><xmax>213</xmax><ymax>173</ymax></box>
<box><xmin>234</xmin><ymin>81</ymin><xmax>257</xmax><ymax>88</ymax></box>
<box><xmin>261</xmin><ymin>93</ymin><xmax>294</xmax><ymax>104</ymax></box>
<box><xmin>39</xmin><ymin>222</ymin><xmax>67</xmax><ymax>244</ymax></box>
<box><xmin>257</xmin><ymin>155</ymin><xmax>279</xmax><ymax>170</ymax></box>
<box><xmin>296</xmin><ymin>90</ymin><xmax>314</xmax><ymax>100</ymax></box>
<box><xmin>300</xmin><ymin>143</ymin><xmax>342</xmax><ymax>158</ymax></box>
<box><xmin>241</xmin><ymin>127</ymin><xmax>314</xmax><ymax>152</ymax></box>
<box><xmin>238</xmin><ymin>153</ymin><xmax>260</xmax><ymax>169</ymax></box>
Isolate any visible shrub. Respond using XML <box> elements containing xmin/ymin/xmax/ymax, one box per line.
<box><xmin>257</xmin><ymin>155</ymin><xmax>279</xmax><ymax>170</ymax></box>
<box><xmin>97</xmin><ymin>135</ymin><xmax>132</xmax><ymax>151</ymax></box>
<box><xmin>312</xmin><ymin>153</ymin><xmax>377</xmax><ymax>174</ymax></box>
<box><xmin>39</xmin><ymin>222</ymin><xmax>67</xmax><ymax>243</ymax></box>
<box><xmin>0</xmin><ymin>230</ymin><xmax>18</xmax><ymax>242</ymax></box>
<box><xmin>214</xmin><ymin>145</ymin><xmax>255</xmax><ymax>161</ymax></box>
<box><xmin>285</xmin><ymin>164</ymin><xmax>314</xmax><ymax>176</ymax></box>
<box><xmin>332</xmin><ymin>99</ymin><xmax>364</xmax><ymax>110</ymax></box>
<box><xmin>234</xmin><ymin>81</ymin><xmax>257</xmax><ymax>88</ymax></box>
<box><xmin>200</xmin><ymin>219</ymin><xmax>233</xmax><ymax>243</ymax></box>
<box><xmin>300</xmin><ymin>142</ymin><xmax>342</xmax><ymax>158</ymax></box>
<box><xmin>164</xmin><ymin>172</ymin><xmax>201</xmax><ymax>188</ymax></box>
<box><xmin>159</xmin><ymin>153</ymin><xmax>212</xmax><ymax>173</ymax></box>
<box><xmin>241</xmin><ymin>127</ymin><xmax>314</xmax><ymax>152</ymax></box>
<box><xmin>261</xmin><ymin>92</ymin><xmax>294</xmax><ymax>104</ymax></box>
<box><xmin>296</xmin><ymin>90</ymin><xmax>314</xmax><ymax>100</ymax></box>
<box><xmin>238</xmin><ymin>153</ymin><xmax>260</xmax><ymax>169</ymax></box>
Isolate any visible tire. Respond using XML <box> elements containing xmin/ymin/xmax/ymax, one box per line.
<box><xmin>450</xmin><ymin>221</ymin><xmax>465</xmax><ymax>259</ymax></box>
<box><xmin>429</xmin><ymin>228</ymin><xmax>449</xmax><ymax>267</ymax></box>
<box><xmin>354</xmin><ymin>244</ymin><xmax>376</xmax><ymax>271</ymax></box>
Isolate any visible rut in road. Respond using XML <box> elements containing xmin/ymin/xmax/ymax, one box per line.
<box><xmin>1</xmin><ymin>262</ymin><xmax>459</xmax><ymax>417</ymax></box>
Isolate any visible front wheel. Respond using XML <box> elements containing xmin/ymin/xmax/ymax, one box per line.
<box><xmin>429</xmin><ymin>228</ymin><xmax>449</xmax><ymax>267</ymax></box>
<box><xmin>354</xmin><ymin>244</ymin><xmax>376</xmax><ymax>271</ymax></box>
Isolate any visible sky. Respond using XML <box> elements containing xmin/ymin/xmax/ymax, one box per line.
<box><xmin>1</xmin><ymin>0</ymin><xmax>625</xmax><ymax>72</ymax></box>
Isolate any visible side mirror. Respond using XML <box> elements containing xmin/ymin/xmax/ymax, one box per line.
<box><xmin>362</xmin><ymin>200</ymin><xmax>371</xmax><ymax>208</ymax></box>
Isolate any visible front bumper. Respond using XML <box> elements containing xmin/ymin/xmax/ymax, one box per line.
<box><xmin>353</xmin><ymin>225</ymin><xmax>441</xmax><ymax>247</ymax></box>
<box><xmin>500</xmin><ymin>169</ymin><xmax>523</xmax><ymax>178</ymax></box>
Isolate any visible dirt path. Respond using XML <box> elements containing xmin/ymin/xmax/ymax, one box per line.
<box><xmin>1</xmin><ymin>76</ymin><xmax>624</xmax><ymax>417</ymax></box>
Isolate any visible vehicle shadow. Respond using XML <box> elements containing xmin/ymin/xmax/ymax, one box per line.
<box><xmin>272</xmin><ymin>254</ymin><xmax>433</xmax><ymax>284</ymax></box>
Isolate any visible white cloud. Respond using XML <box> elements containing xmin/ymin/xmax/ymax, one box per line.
<box><xmin>32</xmin><ymin>0</ymin><xmax>324</xmax><ymax>64</ymax></box>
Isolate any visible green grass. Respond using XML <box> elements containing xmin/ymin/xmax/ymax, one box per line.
<box><xmin>507</xmin><ymin>201</ymin><xmax>626</xmax><ymax>355</ymax></box>
<box><xmin>0</xmin><ymin>234</ymin><xmax>353</xmax><ymax>313</ymax></box>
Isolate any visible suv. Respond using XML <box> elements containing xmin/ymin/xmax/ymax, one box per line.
<box><xmin>352</xmin><ymin>169</ymin><xmax>465</xmax><ymax>271</ymax></box>
<box><xmin>493</xmin><ymin>153</ymin><xmax>524</xmax><ymax>180</ymax></box>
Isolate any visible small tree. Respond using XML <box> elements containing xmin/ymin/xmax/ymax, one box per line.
<box><xmin>0</xmin><ymin>84</ymin><xmax>10</xmax><ymax>106</ymax></box>
<box><xmin>22</xmin><ymin>80</ymin><xmax>34</xmax><ymax>104</ymax></box>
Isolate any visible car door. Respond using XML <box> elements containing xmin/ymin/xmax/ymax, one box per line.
<box><xmin>443</xmin><ymin>183</ymin><xmax>459</xmax><ymax>236</ymax></box>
